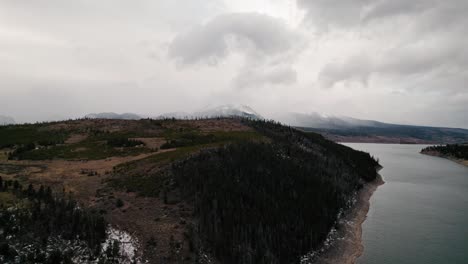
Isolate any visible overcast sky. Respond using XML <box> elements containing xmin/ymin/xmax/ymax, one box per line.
<box><xmin>1</xmin><ymin>0</ymin><xmax>467</xmax><ymax>128</ymax></box>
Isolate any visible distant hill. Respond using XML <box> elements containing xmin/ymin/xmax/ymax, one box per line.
<box><xmin>278</xmin><ymin>112</ymin><xmax>468</xmax><ymax>144</ymax></box>
<box><xmin>84</xmin><ymin>112</ymin><xmax>142</xmax><ymax>120</ymax></box>
<box><xmin>0</xmin><ymin>115</ymin><xmax>15</xmax><ymax>125</ymax></box>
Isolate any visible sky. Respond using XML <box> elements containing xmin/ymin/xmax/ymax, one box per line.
<box><xmin>0</xmin><ymin>0</ymin><xmax>467</xmax><ymax>128</ymax></box>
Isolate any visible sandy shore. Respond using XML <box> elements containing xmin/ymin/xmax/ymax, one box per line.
<box><xmin>313</xmin><ymin>174</ymin><xmax>385</xmax><ymax>264</ymax></box>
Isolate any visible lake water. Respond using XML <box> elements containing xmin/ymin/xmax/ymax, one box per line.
<box><xmin>344</xmin><ymin>143</ymin><xmax>468</xmax><ymax>264</ymax></box>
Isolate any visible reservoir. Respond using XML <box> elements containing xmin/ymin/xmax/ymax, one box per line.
<box><xmin>345</xmin><ymin>143</ymin><xmax>468</xmax><ymax>264</ymax></box>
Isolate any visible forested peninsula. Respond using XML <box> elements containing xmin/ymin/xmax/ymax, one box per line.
<box><xmin>0</xmin><ymin>118</ymin><xmax>380</xmax><ymax>263</ymax></box>
<box><xmin>421</xmin><ymin>144</ymin><xmax>468</xmax><ymax>167</ymax></box>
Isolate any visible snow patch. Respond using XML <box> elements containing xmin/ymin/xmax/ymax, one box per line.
<box><xmin>100</xmin><ymin>226</ymin><xmax>146</xmax><ymax>264</ymax></box>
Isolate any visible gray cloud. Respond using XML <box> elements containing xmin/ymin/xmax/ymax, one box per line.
<box><xmin>306</xmin><ymin>0</ymin><xmax>468</xmax><ymax>96</ymax></box>
<box><xmin>169</xmin><ymin>12</ymin><xmax>303</xmax><ymax>88</ymax></box>
<box><xmin>298</xmin><ymin>0</ymin><xmax>466</xmax><ymax>29</ymax></box>
<box><xmin>169</xmin><ymin>12</ymin><xmax>301</xmax><ymax>65</ymax></box>
<box><xmin>297</xmin><ymin>0</ymin><xmax>371</xmax><ymax>29</ymax></box>
<box><xmin>363</xmin><ymin>0</ymin><xmax>433</xmax><ymax>22</ymax></box>
<box><xmin>297</xmin><ymin>0</ymin><xmax>468</xmax><ymax>58</ymax></box>
<box><xmin>318</xmin><ymin>34</ymin><xmax>468</xmax><ymax>92</ymax></box>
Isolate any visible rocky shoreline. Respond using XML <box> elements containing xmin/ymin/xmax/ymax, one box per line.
<box><xmin>313</xmin><ymin>174</ymin><xmax>385</xmax><ymax>264</ymax></box>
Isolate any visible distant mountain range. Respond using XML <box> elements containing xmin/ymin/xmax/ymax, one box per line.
<box><xmin>83</xmin><ymin>107</ymin><xmax>468</xmax><ymax>144</ymax></box>
<box><xmin>276</xmin><ymin>112</ymin><xmax>387</xmax><ymax>129</ymax></box>
<box><xmin>85</xmin><ymin>105</ymin><xmax>263</xmax><ymax>121</ymax></box>
<box><xmin>277</xmin><ymin>112</ymin><xmax>468</xmax><ymax>144</ymax></box>
<box><xmin>0</xmin><ymin>115</ymin><xmax>15</xmax><ymax>125</ymax></box>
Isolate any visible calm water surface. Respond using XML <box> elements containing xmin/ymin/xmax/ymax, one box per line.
<box><xmin>344</xmin><ymin>143</ymin><xmax>468</xmax><ymax>264</ymax></box>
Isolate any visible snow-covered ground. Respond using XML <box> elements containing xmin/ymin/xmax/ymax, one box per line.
<box><xmin>100</xmin><ymin>226</ymin><xmax>146</xmax><ymax>264</ymax></box>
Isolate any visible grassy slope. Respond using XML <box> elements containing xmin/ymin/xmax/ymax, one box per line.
<box><xmin>1</xmin><ymin>119</ymin><xmax>263</xmax><ymax>161</ymax></box>
<box><xmin>0</xmin><ymin>122</ymin><xmax>155</xmax><ymax>160</ymax></box>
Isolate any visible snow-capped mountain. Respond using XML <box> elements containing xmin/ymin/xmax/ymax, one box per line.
<box><xmin>0</xmin><ymin>115</ymin><xmax>15</xmax><ymax>125</ymax></box>
<box><xmin>158</xmin><ymin>105</ymin><xmax>263</xmax><ymax>120</ymax></box>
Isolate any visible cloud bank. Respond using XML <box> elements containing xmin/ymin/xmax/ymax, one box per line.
<box><xmin>0</xmin><ymin>0</ymin><xmax>466</xmax><ymax>128</ymax></box>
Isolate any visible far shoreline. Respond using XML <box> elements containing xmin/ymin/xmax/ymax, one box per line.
<box><xmin>312</xmin><ymin>173</ymin><xmax>385</xmax><ymax>264</ymax></box>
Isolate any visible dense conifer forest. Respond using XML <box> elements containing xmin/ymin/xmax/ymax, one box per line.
<box><xmin>0</xmin><ymin>178</ymin><xmax>126</xmax><ymax>263</ymax></box>
<box><xmin>159</xmin><ymin>120</ymin><xmax>379</xmax><ymax>263</ymax></box>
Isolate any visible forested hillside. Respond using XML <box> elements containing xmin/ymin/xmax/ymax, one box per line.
<box><xmin>0</xmin><ymin>118</ymin><xmax>380</xmax><ymax>263</ymax></box>
<box><xmin>112</xmin><ymin>119</ymin><xmax>380</xmax><ymax>263</ymax></box>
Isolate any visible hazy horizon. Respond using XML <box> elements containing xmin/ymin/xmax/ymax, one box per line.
<box><xmin>1</xmin><ymin>1</ymin><xmax>467</xmax><ymax>128</ymax></box>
